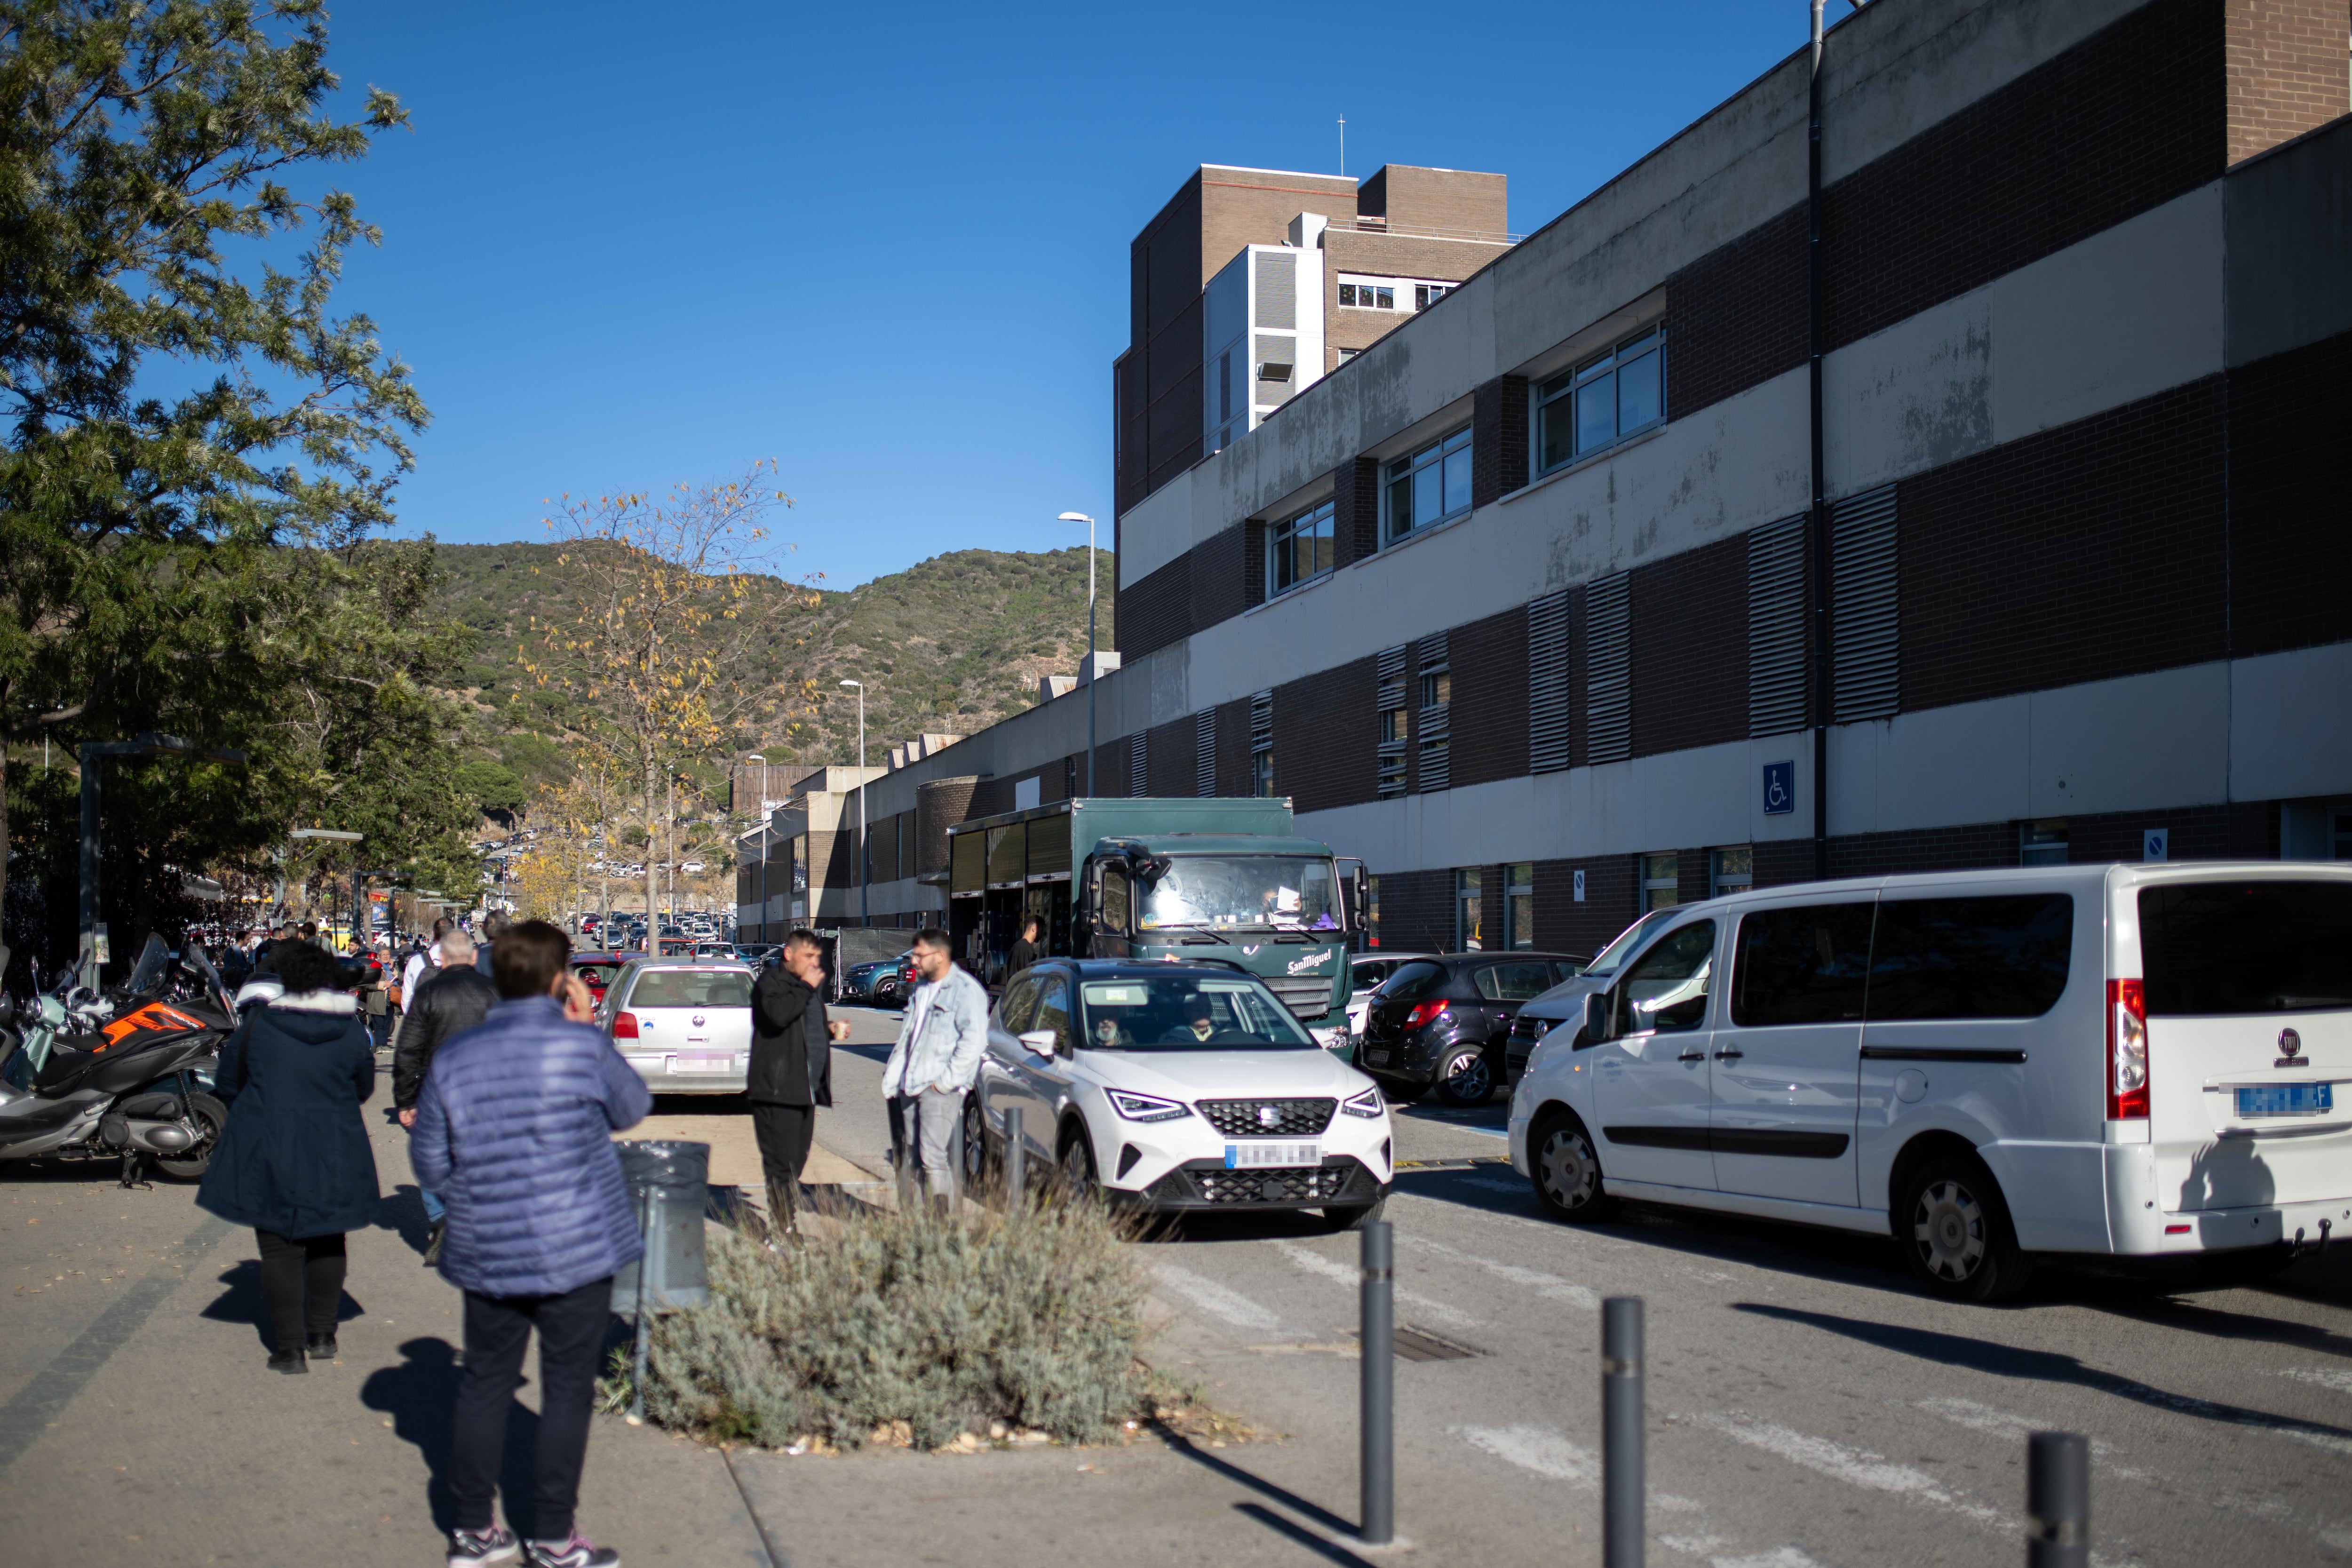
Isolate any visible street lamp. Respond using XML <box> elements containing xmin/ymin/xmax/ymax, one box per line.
<box><xmin>291</xmin><ymin>828</ymin><xmax>365</xmax><ymax>952</ymax></box>
<box><xmin>1060</xmin><ymin>512</ymin><xmax>1096</xmax><ymax>796</ymax></box>
<box><xmin>747</xmin><ymin>753</ymin><xmax>767</xmax><ymax>943</ymax></box>
<box><xmin>840</xmin><ymin>680</ymin><xmax>867</xmax><ymax>925</ymax></box>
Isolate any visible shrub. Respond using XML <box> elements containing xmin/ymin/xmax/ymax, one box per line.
<box><xmin>636</xmin><ymin>1200</ymin><xmax>1150</xmax><ymax>1450</ymax></box>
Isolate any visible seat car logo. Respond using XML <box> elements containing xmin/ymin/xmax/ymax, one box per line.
<box><xmin>1287</xmin><ymin>949</ymin><xmax>1333</xmax><ymax>976</ymax></box>
<box><xmin>2278</xmin><ymin>1027</ymin><xmax>2304</xmax><ymax>1066</ymax></box>
<box><xmin>1257</xmin><ymin>1105</ymin><xmax>1281</xmax><ymax>1127</ymax></box>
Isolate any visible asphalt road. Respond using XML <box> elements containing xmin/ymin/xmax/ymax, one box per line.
<box><xmin>825</xmin><ymin>1005</ymin><xmax>2352</xmax><ymax>1567</ymax></box>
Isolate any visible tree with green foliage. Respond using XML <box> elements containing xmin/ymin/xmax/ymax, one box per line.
<box><xmin>0</xmin><ymin>1</ymin><xmax>457</xmax><ymax>968</ymax></box>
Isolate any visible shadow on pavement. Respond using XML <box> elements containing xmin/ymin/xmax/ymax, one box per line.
<box><xmin>1737</xmin><ymin>1301</ymin><xmax>2352</xmax><ymax>1446</ymax></box>
<box><xmin>360</xmin><ymin>1336</ymin><xmax>558</xmax><ymax>1537</ymax></box>
<box><xmin>1162</xmin><ymin>1431</ymin><xmax>1368</xmax><ymax>1552</ymax></box>
<box><xmin>200</xmin><ymin>1259</ymin><xmax>368</xmax><ymax>1349</ymax></box>
<box><xmin>378</xmin><ymin>1184</ymin><xmax>434</xmax><ymax>1255</ymax></box>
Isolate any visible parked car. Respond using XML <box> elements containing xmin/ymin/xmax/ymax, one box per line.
<box><xmin>1345</xmin><ymin>952</ymin><xmax>1440</xmax><ymax>1043</ymax></box>
<box><xmin>598</xmin><ymin>958</ymin><xmax>757</xmax><ymax>1094</ymax></box>
<box><xmin>1509</xmin><ymin>861</ymin><xmax>2352</xmax><ymax>1304</ymax></box>
<box><xmin>964</xmin><ymin>960</ymin><xmax>1394</xmax><ymax>1227</ymax></box>
<box><xmin>1356</xmin><ymin>952</ymin><xmax>1590</xmax><ymax>1107</ymax></box>
<box><xmin>1503</xmin><ymin>908</ymin><xmax>1685</xmax><ymax>1081</ymax></box>
<box><xmin>842</xmin><ymin>950</ymin><xmax>916</xmax><ymax>1006</ymax></box>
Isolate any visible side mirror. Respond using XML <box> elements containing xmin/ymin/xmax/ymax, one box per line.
<box><xmin>1582</xmin><ymin>991</ymin><xmax>1613</xmax><ymax>1045</ymax></box>
<box><xmin>1017</xmin><ymin>1028</ymin><xmax>1057</xmax><ymax>1059</ymax></box>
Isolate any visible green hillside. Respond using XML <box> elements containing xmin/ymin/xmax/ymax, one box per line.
<box><xmin>432</xmin><ymin>541</ymin><xmax>1115</xmax><ymax>797</ymax></box>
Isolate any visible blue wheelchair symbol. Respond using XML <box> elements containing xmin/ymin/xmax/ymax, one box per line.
<box><xmin>1763</xmin><ymin>760</ymin><xmax>1795</xmax><ymax>816</ymax></box>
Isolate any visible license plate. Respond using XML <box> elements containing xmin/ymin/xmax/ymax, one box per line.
<box><xmin>1362</xmin><ymin>1050</ymin><xmax>1390</xmax><ymax>1066</ymax></box>
<box><xmin>2237</xmin><ymin>1082</ymin><xmax>2333</xmax><ymax>1118</ymax></box>
<box><xmin>673</xmin><ymin>1054</ymin><xmax>734</xmax><ymax>1074</ymax></box>
<box><xmin>1225</xmin><ymin>1142</ymin><xmax>1320</xmax><ymax>1169</ymax></box>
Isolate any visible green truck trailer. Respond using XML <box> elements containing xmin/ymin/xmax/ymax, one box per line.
<box><xmin>946</xmin><ymin>796</ymin><xmax>1366</xmax><ymax>1050</ymax></box>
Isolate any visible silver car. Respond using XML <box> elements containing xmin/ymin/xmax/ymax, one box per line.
<box><xmin>600</xmin><ymin>958</ymin><xmax>756</xmax><ymax>1094</ymax></box>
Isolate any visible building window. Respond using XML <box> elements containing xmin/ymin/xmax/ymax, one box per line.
<box><xmin>1338</xmin><ymin>281</ymin><xmax>1396</xmax><ymax>309</ymax></box>
<box><xmin>1414</xmin><ymin>283</ymin><xmax>1450</xmax><ymax>310</ymax></box>
<box><xmin>1507</xmin><ymin>863</ymin><xmax>1535</xmax><ymax>950</ymax></box>
<box><xmin>1383</xmin><ymin>426</ymin><xmax>1472</xmax><ymax>544</ymax></box>
<box><xmin>1267</xmin><ymin>499</ymin><xmax>1335</xmax><ymax>598</ymax></box>
<box><xmin>1710</xmin><ymin>847</ymin><xmax>1753</xmax><ymax>899</ymax></box>
<box><xmin>2021</xmin><ymin>820</ymin><xmax>2069</xmax><ymax>866</ymax></box>
<box><xmin>1535</xmin><ymin>326</ymin><xmax>1665</xmax><ymax>474</ymax></box>
<box><xmin>1455</xmin><ymin>868</ymin><xmax>1483</xmax><ymax>950</ymax></box>
<box><xmin>1376</xmin><ymin>644</ymin><xmax>1407</xmax><ymax>800</ymax></box>
<box><xmin>1250</xmin><ymin>689</ymin><xmax>1274</xmax><ymax>797</ymax></box>
<box><xmin>1642</xmin><ymin>852</ymin><xmax>1678</xmax><ymax>913</ymax></box>
<box><xmin>1336</xmin><ymin>347</ymin><xmax>1360</xmax><ymax>363</ymax></box>
<box><xmin>1417</xmin><ymin>634</ymin><xmax>1450</xmax><ymax>793</ymax></box>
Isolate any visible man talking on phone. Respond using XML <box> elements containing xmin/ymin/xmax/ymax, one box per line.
<box><xmin>747</xmin><ymin>929</ymin><xmax>847</xmax><ymax>1230</ymax></box>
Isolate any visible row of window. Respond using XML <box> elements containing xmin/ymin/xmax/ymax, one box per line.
<box><xmin>1261</xmin><ymin>326</ymin><xmax>1668</xmax><ymax>600</ymax></box>
<box><xmin>1336</xmin><ymin>279</ymin><xmax>1454</xmax><ymax>311</ymax></box>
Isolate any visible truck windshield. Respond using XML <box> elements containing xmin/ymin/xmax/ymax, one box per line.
<box><xmin>1078</xmin><ymin>974</ymin><xmax>1317</xmax><ymax>1051</ymax></box>
<box><xmin>1138</xmin><ymin>856</ymin><xmax>1342</xmax><ymax>932</ymax></box>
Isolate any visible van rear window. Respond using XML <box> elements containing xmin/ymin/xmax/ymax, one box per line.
<box><xmin>2139</xmin><ymin>882</ymin><xmax>2352</xmax><ymax>1016</ymax></box>
<box><xmin>1867</xmin><ymin>895</ymin><xmax>2073</xmax><ymax>1020</ymax></box>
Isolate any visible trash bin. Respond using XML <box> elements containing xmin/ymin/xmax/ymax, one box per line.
<box><xmin>612</xmin><ymin>1140</ymin><xmax>709</xmax><ymax>1314</ymax></box>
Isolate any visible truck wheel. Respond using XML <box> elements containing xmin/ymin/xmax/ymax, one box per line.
<box><xmin>1898</xmin><ymin>1149</ymin><xmax>2034</xmax><ymax>1303</ymax></box>
<box><xmin>1432</xmin><ymin>1045</ymin><xmax>1494</xmax><ymax>1107</ymax></box>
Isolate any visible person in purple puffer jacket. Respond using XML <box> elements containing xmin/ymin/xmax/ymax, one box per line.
<box><xmin>411</xmin><ymin>920</ymin><xmax>650</xmax><ymax>1568</ymax></box>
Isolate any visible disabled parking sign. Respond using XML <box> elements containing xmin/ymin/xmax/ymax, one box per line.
<box><xmin>1763</xmin><ymin>760</ymin><xmax>1796</xmax><ymax>816</ymax></box>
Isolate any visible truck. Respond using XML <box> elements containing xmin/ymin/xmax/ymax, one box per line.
<box><xmin>946</xmin><ymin>797</ymin><xmax>1367</xmax><ymax>1051</ymax></box>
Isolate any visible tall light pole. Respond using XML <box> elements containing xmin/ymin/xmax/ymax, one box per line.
<box><xmin>840</xmin><ymin>680</ymin><xmax>868</xmax><ymax>925</ymax></box>
<box><xmin>747</xmin><ymin>753</ymin><xmax>766</xmax><ymax>943</ymax></box>
<box><xmin>1061</xmin><ymin>512</ymin><xmax>1097</xmax><ymax>796</ymax></box>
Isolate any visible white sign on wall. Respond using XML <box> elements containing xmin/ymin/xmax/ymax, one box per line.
<box><xmin>1014</xmin><ymin>776</ymin><xmax>1041</xmax><ymax>811</ymax></box>
<box><xmin>1573</xmin><ymin>869</ymin><xmax>1587</xmax><ymax>902</ymax></box>
<box><xmin>2143</xmin><ymin>829</ymin><xmax>2169</xmax><ymax>863</ymax></box>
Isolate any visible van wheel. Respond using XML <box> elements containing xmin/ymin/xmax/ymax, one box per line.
<box><xmin>1899</xmin><ymin>1150</ymin><xmax>2034</xmax><ymax>1303</ymax></box>
<box><xmin>1432</xmin><ymin>1046</ymin><xmax>1494</xmax><ymax>1107</ymax></box>
<box><xmin>1530</xmin><ymin>1111</ymin><xmax>1615</xmax><ymax>1223</ymax></box>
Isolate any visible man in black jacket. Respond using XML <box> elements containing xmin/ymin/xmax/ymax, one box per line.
<box><xmin>393</xmin><ymin>928</ymin><xmax>500</xmax><ymax>1263</ymax></box>
<box><xmin>1007</xmin><ymin>916</ymin><xmax>1042</xmax><ymax>979</ymax></box>
<box><xmin>748</xmin><ymin>930</ymin><xmax>844</xmax><ymax>1229</ymax></box>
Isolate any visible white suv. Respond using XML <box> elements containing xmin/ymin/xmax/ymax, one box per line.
<box><xmin>966</xmin><ymin>960</ymin><xmax>1395</xmax><ymax>1229</ymax></box>
<box><xmin>1509</xmin><ymin>863</ymin><xmax>2352</xmax><ymax>1301</ymax></box>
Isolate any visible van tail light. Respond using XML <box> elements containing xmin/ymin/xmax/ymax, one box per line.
<box><xmin>613</xmin><ymin>1010</ymin><xmax>640</xmax><ymax>1040</ymax></box>
<box><xmin>2107</xmin><ymin>979</ymin><xmax>2148</xmax><ymax>1120</ymax></box>
<box><xmin>1403</xmin><ymin>1000</ymin><xmax>1448</xmax><ymax>1033</ymax></box>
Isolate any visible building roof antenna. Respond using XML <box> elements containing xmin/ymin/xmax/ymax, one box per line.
<box><xmin>1338</xmin><ymin>114</ymin><xmax>1346</xmax><ymax>178</ymax></box>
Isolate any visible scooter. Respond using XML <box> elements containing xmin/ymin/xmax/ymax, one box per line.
<box><xmin>0</xmin><ymin>935</ymin><xmax>235</xmax><ymax>1186</ymax></box>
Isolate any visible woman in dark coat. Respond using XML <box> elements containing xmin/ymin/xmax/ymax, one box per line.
<box><xmin>197</xmin><ymin>940</ymin><xmax>381</xmax><ymax>1373</ymax></box>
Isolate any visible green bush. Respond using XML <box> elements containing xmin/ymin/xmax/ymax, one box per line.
<box><xmin>637</xmin><ymin>1202</ymin><xmax>1149</xmax><ymax>1450</ymax></box>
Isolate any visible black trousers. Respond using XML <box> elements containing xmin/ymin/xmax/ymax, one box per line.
<box><xmin>254</xmin><ymin>1229</ymin><xmax>345</xmax><ymax>1352</ymax></box>
<box><xmin>751</xmin><ymin>1102</ymin><xmax>814</xmax><ymax>1218</ymax></box>
<box><xmin>448</xmin><ymin>1276</ymin><xmax>612</xmax><ymax>1540</ymax></box>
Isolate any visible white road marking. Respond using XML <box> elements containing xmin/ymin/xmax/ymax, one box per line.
<box><xmin>1708</xmin><ymin>1550</ymin><xmax>1826</xmax><ymax>1568</ymax></box>
<box><xmin>1266</xmin><ymin>1239</ymin><xmax>1482</xmax><ymax>1328</ymax></box>
<box><xmin>1401</xmin><ymin>1232</ymin><xmax>1600</xmax><ymax>1310</ymax></box>
<box><xmin>1657</xmin><ymin>1536</ymin><xmax>1734</xmax><ymax>1556</ymax></box>
<box><xmin>1689</xmin><ymin>1411</ymin><xmax>2003</xmax><ymax>1527</ymax></box>
<box><xmin>2279</xmin><ymin>1367</ymin><xmax>2352</xmax><ymax>1394</ymax></box>
<box><xmin>1454</xmin><ymin>1424</ymin><xmax>1596</xmax><ymax>1482</ymax></box>
<box><xmin>1150</xmin><ymin>1263</ymin><xmax>1281</xmax><ymax>1332</ymax></box>
<box><xmin>1914</xmin><ymin>1397</ymin><xmax>2150</xmax><ymax>1482</ymax></box>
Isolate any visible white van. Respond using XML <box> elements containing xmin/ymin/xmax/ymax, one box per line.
<box><xmin>1506</xmin><ymin>863</ymin><xmax>2352</xmax><ymax>1301</ymax></box>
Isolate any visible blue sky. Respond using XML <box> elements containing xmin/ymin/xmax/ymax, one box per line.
<box><xmin>326</xmin><ymin>1</ymin><xmax>1832</xmax><ymax>589</ymax></box>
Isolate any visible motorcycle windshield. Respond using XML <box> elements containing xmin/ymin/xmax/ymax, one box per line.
<box><xmin>184</xmin><ymin>944</ymin><xmax>229</xmax><ymax>1006</ymax></box>
<box><xmin>120</xmin><ymin>933</ymin><xmax>174</xmax><ymax>996</ymax></box>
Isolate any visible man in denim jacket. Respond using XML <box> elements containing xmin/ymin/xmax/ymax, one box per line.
<box><xmin>878</xmin><ymin>927</ymin><xmax>990</xmax><ymax>1212</ymax></box>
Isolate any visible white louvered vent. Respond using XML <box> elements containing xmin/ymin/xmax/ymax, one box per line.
<box><xmin>1585</xmin><ymin>573</ymin><xmax>1632</xmax><ymax>764</ymax></box>
<box><xmin>1748</xmin><ymin>515</ymin><xmax>1808</xmax><ymax>737</ymax></box>
<box><xmin>1195</xmin><ymin>710</ymin><xmax>1216</xmax><ymax>797</ymax></box>
<box><xmin>1831</xmin><ymin>486</ymin><xmax>1899</xmax><ymax>724</ymax></box>
<box><xmin>1417</xmin><ymin>633</ymin><xmax>1451</xmax><ymax>793</ymax></box>
<box><xmin>1376</xmin><ymin>645</ymin><xmax>1407</xmax><ymax>799</ymax></box>
<box><xmin>1249</xmin><ymin>689</ymin><xmax>1274</xmax><ymax>796</ymax></box>
<box><xmin>1130</xmin><ymin>732</ymin><xmax>1148</xmax><ymax>796</ymax></box>
<box><xmin>1527</xmin><ymin>591</ymin><xmax>1571</xmax><ymax>772</ymax></box>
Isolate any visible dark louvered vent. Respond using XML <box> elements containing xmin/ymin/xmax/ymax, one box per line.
<box><xmin>1584</xmin><ymin>573</ymin><xmax>1631</xmax><ymax>764</ymax></box>
<box><xmin>1253</xmin><ymin>249</ymin><xmax>1296</xmax><ymax>329</ymax></box>
<box><xmin>1250</xmin><ymin>689</ymin><xmax>1273</xmax><ymax>793</ymax></box>
<box><xmin>1195</xmin><ymin>710</ymin><xmax>1216</xmax><ymax>796</ymax></box>
<box><xmin>1748</xmin><ymin>515</ymin><xmax>1808</xmax><ymax>736</ymax></box>
<box><xmin>1130</xmin><ymin>732</ymin><xmax>1148</xmax><ymax>796</ymax></box>
<box><xmin>1527</xmin><ymin>591</ymin><xmax>1571</xmax><ymax>772</ymax></box>
<box><xmin>1831</xmin><ymin>486</ymin><xmax>1899</xmax><ymax>723</ymax></box>
<box><xmin>1417</xmin><ymin>633</ymin><xmax>1450</xmax><ymax>793</ymax></box>
<box><xmin>1376</xmin><ymin>644</ymin><xmax>1407</xmax><ymax>799</ymax></box>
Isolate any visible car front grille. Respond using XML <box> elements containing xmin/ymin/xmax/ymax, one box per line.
<box><xmin>1265</xmin><ymin>976</ymin><xmax>1336</xmax><ymax>1019</ymax></box>
<box><xmin>1511</xmin><ymin>1013</ymin><xmax>1547</xmax><ymax>1043</ymax></box>
<box><xmin>1147</xmin><ymin>1158</ymin><xmax>1380</xmax><ymax>1207</ymax></box>
<box><xmin>1196</xmin><ymin>1097</ymin><xmax>1336</xmax><ymax>1138</ymax></box>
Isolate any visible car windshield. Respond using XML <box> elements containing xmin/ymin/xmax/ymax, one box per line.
<box><xmin>1137</xmin><ymin>856</ymin><xmax>1343</xmax><ymax>932</ymax></box>
<box><xmin>1077</xmin><ymin>974</ymin><xmax>1317</xmax><ymax>1051</ymax></box>
<box><xmin>628</xmin><ymin>969</ymin><xmax>753</xmax><ymax>1008</ymax></box>
<box><xmin>1585</xmin><ymin>909</ymin><xmax>1679</xmax><ymax>978</ymax></box>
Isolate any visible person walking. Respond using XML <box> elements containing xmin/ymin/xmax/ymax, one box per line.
<box><xmin>1007</xmin><ymin>916</ymin><xmax>1043</xmax><ymax>978</ymax></box>
<box><xmin>877</xmin><ymin>927</ymin><xmax>989</xmax><ymax>1214</ymax></box>
<box><xmin>393</xmin><ymin>928</ymin><xmax>499</xmax><ymax>1266</ymax></box>
<box><xmin>472</xmin><ymin>910</ymin><xmax>511</xmax><ymax>977</ymax></box>
<box><xmin>195</xmin><ymin>940</ymin><xmax>380</xmax><ymax>1374</ymax></box>
<box><xmin>411</xmin><ymin>920</ymin><xmax>648</xmax><ymax>1568</ymax></box>
<box><xmin>746</xmin><ymin>930</ymin><xmax>847</xmax><ymax>1230</ymax></box>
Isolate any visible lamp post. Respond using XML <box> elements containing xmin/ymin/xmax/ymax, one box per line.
<box><xmin>747</xmin><ymin>754</ymin><xmax>766</xmax><ymax>944</ymax></box>
<box><xmin>1060</xmin><ymin>512</ymin><xmax>1097</xmax><ymax>796</ymax></box>
<box><xmin>840</xmin><ymin>681</ymin><xmax>867</xmax><ymax>925</ymax></box>
<box><xmin>291</xmin><ymin>828</ymin><xmax>365</xmax><ymax>951</ymax></box>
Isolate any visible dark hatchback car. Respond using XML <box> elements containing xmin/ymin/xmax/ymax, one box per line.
<box><xmin>1355</xmin><ymin>952</ymin><xmax>1589</xmax><ymax>1106</ymax></box>
<box><xmin>842</xmin><ymin>950</ymin><xmax>916</xmax><ymax>1005</ymax></box>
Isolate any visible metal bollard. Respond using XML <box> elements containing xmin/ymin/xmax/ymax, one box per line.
<box><xmin>1602</xmin><ymin>1296</ymin><xmax>1644</xmax><ymax>1568</ymax></box>
<box><xmin>1004</xmin><ymin>1106</ymin><xmax>1025</xmax><ymax>1207</ymax></box>
<box><xmin>1360</xmin><ymin>1220</ymin><xmax>1395</xmax><ymax>1546</ymax></box>
<box><xmin>2026</xmin><ymin>1431</ymin><xmax>2090</xmax><ymax>1568</ymax></box>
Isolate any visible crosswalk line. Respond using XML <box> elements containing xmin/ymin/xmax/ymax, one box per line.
<box><xmin>1266</xmin><ymin>1239</ymin><xmax>1482</xmax><ymax>1329</ymax></box>
<box><xmin>1686</xmin><ymin>1410</ymin><xmax>2003</xmax><ymax>1528</ymax></box>
<box><xmin>1400</xmin><ymin>1232</ymin><xmax>1600</xmax><ymax>1310</ymax></box>
<box><xmin>1454</xmin><ymin>1423</ymin><xmax>1596</xmax><ymax>1482</ymax></box>
<box><xmin>1151</xmin><ymin>1263</ymin><xmax>1282</xmax><ymax>1332</ymax></box>
<box><xmin>1913</xmin><ymin>1396</ymin><xmax>2149</xmax><ymax>1482</ymax></box>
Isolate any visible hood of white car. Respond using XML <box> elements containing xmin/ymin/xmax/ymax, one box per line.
<box><xmin>1080</xmin><ymin>1047</ymin><xmax>1369</xmax><ymax>1100</ymax></box>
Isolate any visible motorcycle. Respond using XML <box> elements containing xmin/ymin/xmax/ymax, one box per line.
<box><xmin>0</xmin><ymin>934</ymin><xmax>236</xmax><ymax>1186</ymax></box>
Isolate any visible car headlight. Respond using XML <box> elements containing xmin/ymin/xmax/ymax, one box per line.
<box><xmin>1106</xmin><ymin>1089</ymin><xmax>1192</xmax><ymax>1123</ymax></box>
<box><xmin>1341</xmin><ymin>1085</ymin><xmax>1384</xmax><ymax>1119</ymax></box>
